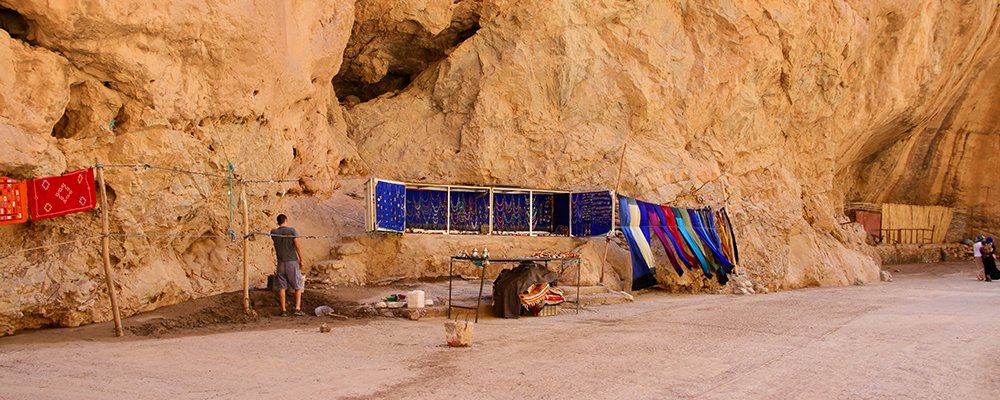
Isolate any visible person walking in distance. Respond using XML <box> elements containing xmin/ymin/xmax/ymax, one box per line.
<box><xmin>271</xmin><ymin>214</ymin><xmax>305</xmax><ymax>316</ymax></box>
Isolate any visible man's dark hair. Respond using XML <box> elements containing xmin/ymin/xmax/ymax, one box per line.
<box><xmin>277</xmin><ymin>214</ymin><xmax>287</xmax><ymax>225</ymax></box>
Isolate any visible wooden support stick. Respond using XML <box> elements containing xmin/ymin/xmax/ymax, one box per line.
<box><xmin>241</xmin><ymin>183</ymin><xmax>251</xmax><ymax>313</ymax></box>
<box><xmin>599</xmin><ymin>142</ymin><xmax>628</xmax><ymax>286</ymax></box>
<box><xmin>97</xmin><ymin>164</ymin><xmax>124</xmax><ymax>337</ymax></box>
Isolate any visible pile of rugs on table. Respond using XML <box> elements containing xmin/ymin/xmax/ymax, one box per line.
<box><xmin>492</xmin><ymin>261</ymin><xmax>566</xmax><ymax>318</ymax></box>
<box><xmin>519</xmin><ymin>282</ymin><xmax>565</xmax><ymax>316</ymax></box>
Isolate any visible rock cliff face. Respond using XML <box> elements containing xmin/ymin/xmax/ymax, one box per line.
<box><xmin>0</xmin><ymin>0</ymin><xmax>997</xmax><ymax>335</ymax></box>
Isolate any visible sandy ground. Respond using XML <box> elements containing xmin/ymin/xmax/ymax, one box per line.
<box><xmin>1</xmin><ymin>261</ymin><xmax>999</xmax><ymax>399</ymax></box>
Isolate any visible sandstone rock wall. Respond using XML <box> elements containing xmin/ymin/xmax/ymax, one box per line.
<box><xmin>0</xmin><ymin>0</ymin><xmax>996</xmax><ymax>335</ymax></box>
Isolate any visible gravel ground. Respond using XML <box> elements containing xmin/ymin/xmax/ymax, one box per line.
<box><xmin>0</xmin><ymin>261</ymin><xmax>998</xmax><ymax>399</ymax></box>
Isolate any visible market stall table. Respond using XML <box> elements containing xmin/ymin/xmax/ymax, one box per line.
<box><xmin>448</xmin><ymin>255</ymin><xmax>581</xmax><ymax>322</ymax></box>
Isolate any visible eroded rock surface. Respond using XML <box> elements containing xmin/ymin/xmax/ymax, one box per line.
<box><xmin>0</xmin><ymin>0</ymin><xmax>997</xmax><ymax>335</ymax></box>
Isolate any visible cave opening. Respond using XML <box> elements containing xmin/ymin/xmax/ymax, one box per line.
<box><xmin>0</xmin><ymin>6</ymin><xmax>32</xmax><ymax>42</ymax></box>
<box><xmin>333</xmin><ymin>6</ymin><xmax>481</xmax><ymax>104</ymax></box>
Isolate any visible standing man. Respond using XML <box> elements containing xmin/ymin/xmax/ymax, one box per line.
<box><xmin>974</xmin><ymin>235</ymin><xmax>984</xmax><ymax>280</ymax></box>
<box><xmin>271</xmin><ymin>214</ymin><xmax>305</xmax><ymax>316</ymax></box>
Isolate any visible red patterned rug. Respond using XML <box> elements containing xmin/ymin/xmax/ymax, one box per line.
<box><xmin>27</xmin><ymin>168</ymin><xmax>97</xmax><ymax>220</ymax></box>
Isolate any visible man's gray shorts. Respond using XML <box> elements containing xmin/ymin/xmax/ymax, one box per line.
<box><xmin>276</xmin><ymin>260</ymin><xmax>304</xmax><ymax>290</ymax></box>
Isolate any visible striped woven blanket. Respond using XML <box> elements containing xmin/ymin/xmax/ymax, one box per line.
<box><xmin>520</xmin><ymin>283</ymin><xmax>565</xmax><ymax>307</ymax></box>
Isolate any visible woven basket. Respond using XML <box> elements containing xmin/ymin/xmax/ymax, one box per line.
<box><xmin>536</xmin><ymin>303</ymin><xmax>560</xmax><ymax>317</ymax></box>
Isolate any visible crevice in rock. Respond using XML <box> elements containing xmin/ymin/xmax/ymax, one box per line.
<box><xmin>104</xmin><ymin>183</ymin><xmax>117</xmax><ymax>205</ymax></box>
<box><xmin>333</xmin><ymin>2</ymin><xmax>482</xmax><ymax>103</ymax></box>
<box><xmin>50</xmin><ymin>111</ymin><xmax>72</xmax><ymax>139</ymax></box>
<box><xmin>52</xmin><ymin>109</ymin><xmax>80</xmax><ymax>139</ymax></box>
<box><xmin>111</xmin><ymin>105</ymin><xmax>130</xmax><ymax>134</ymax></box>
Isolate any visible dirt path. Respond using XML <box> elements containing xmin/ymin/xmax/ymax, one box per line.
<box><xmin>1</xmin><ymin>262</ymin><xmax>998</xmax><ymax>399</ymax></box>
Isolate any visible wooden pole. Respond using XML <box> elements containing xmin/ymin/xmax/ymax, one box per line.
<box><xmin>599</xmin><ymin>142</ymin><xmax>628</xmax><ymax>286</ymax></box>
<box><xmin>96</xmin><ymin>163</ymin><xmax>124</xmax><ymax>337</ymax></box>
<box><xmin>241</xmin><ymin>183</ymin><xmax>250</xmax><ymax>313</ymax></box>
<box><xmin>488</xmin><ymin>188</ymin><xmax>494</xmax><ymax>235</ymax></box>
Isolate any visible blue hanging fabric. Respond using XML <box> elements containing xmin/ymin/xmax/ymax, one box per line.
<box><xmin>618</xmin><ymin>196</ymin><xmax>657</xmax><ymax>290</ymax></box>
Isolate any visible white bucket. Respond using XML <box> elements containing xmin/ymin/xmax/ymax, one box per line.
<box><xmin>407</xmin><ymin>290</ymin><xmax>425</xmax><ymax>309</ymax></box>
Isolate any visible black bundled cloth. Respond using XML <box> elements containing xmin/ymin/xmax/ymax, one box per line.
<box><xmin>492</xmin><ymin>261</ymin><xmax>559</xmax><ymax>318</ymax></box>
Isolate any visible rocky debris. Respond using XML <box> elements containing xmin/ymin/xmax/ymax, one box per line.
<box><xmin>729</xmin><ymin>275</ymin><xmax>757</xmax><ymax>295</ymax></box>
<box><xmin>880</xmin><ymin>270</ymin><xmax>894</xmax><ymax>282</ymax></box>
<box><xmin>319</xmin><ymin>323</ymin><xmax>331</xmax><ymax>333</ymax></box>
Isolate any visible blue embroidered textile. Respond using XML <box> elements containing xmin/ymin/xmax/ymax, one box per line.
<box><xmin>449</xmin><ymin>190</ymin><xmax>490</xmax><ymax>232</ymax></box>
<box><xmin>531</xmin><ymin>193</ymin><xmax>554</xmax><ymax>232</ymax></box>
<box><xmin>374</xmin><ymin>180</ymin><xmax>405</xmax><ymax>232</ymax></box>
<box><xmin>571</xmin><ymin>191</ymin><xmax>614</xmax><ymax>236</ymax></box>
<box><xmin>405</xmin><ymin>188</ymin><xmax>448</xmax><ymax>231</ymax></box>
<box><xmin>494</xmin><ymin>193</ymin><xmax>530</xmax><ymax>232</ymax></box>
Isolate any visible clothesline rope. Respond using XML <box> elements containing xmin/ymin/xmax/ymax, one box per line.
<box><xmin>0</xmin><ymin>235</ymin><xmax>104</xmax><ymax>261</ymax></box>
<box><xmin>92</xmin><ymin>162</ymin><xmax>350</xmax><ymax>185</ymax></box>
<box><xmin>245</xmin><ymin>232</ymin><xmax>341</xmax><ymax>240</ymax></box>
<box><xmin>96</xmin><ymin>163</ymin><xmax>230</xmax><ymax>179</ymax></box>
<box><xmin>0</xmin><ymin>228</ymin><xmax>351</xmax><ymax>260</ymax></box>
<box><xmin>109</xmin><ymin>233</ymin><xmax>233</xmax><ymax>239</ymax></box>
<box><xmin>241</xmin><ymin>179</ymin><xmax>300</xmax><ymax>184</ymax></box>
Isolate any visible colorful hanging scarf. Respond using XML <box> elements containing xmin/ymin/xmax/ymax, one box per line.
<box><xmin>640</xmin><ymin>200</ymin><xmax>684</xmax><ymax>277</ymax></box>
<box><xmin>0</xmin><ymin>177</ymin><xmax>29</xmax><ymax>225</ymax></box>
<box><xmin>688</xmin><ymin>208</ymin><xmax>732</xmax><ymax>284</ymax></box>
<box><xmin>681</xmin><ymin>209</ymin><xmax>728</xmax><ymax>282</ymax></box>
<box><xmin>702</xmin><ymin>209</ymin><xmax>725</xmax><ymax>251</ymax></box>
<box><xmin>689</xmin><ymin>208</ymin><xmax>734</xmax><ymax>272</ymax></box>
<box><xmin>654</xmin><ymin>205</ymin><xmax>695</xmax><ymax>270</ymax></box>
<box><xmin>671</xmin><ymin>207</ymin><xmax>713</xmax><ymax>278</ymax></box>
<box><xmin>720</xmin><ymin>207</ymin><xmax>740</xmax><ymax>264</ymax></box>
<box><xmin>660</xmin><ymin>206</ymin><xmax>698</xmax><ymax>269</ymax></box>
<box><xmin>714</xmin><ymin>209</ymin><xmax>736</xmax><ymax>263</ymax></box>
<box><xmin>619</xmin><ymin>196</ymin><xmax>657</xmax><ymax>290</ymax></box>
<box><xmin>616</xmin><ymin>196</ymin><xmax>742</xmax><ymax>284</ymax></box>
<box><xmin>27</xmin><ymin>168</ymin><xmax>97</xmax><ymax>220</ymax></box>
